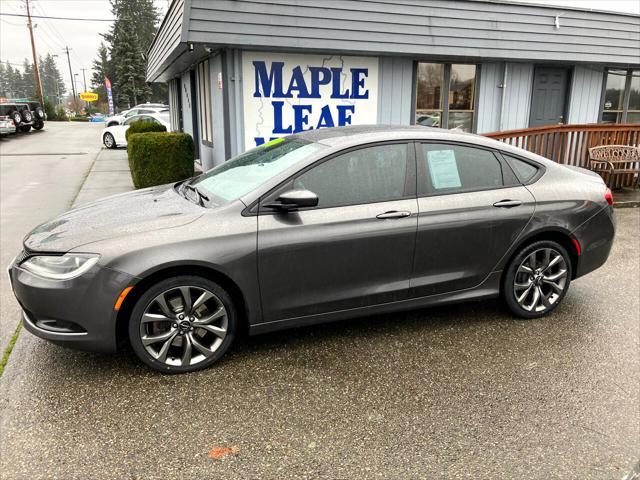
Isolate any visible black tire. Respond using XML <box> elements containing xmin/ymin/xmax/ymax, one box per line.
<box><xmin>103</xmin><ymin>132</ymin><xmax>116</xmax><ymax>148</ymax></box>
<box><xmin>11</xmin><ymin>111</ymin><xmax>22</xmax><ymax>126</ymax></box>
<box><xmin>33</xmin><ymin>120</ymin><xmax>44</xmax><ymax>130</ymax></box>
<box><xmin>128</xmin><ymin>275</ymin><xmax>237</xmax><ymax>373</ymax></box>
<box><xmin>35</xmin><ymin>107</ymin><xmax>45</xmax><ymax>119</ymax></box>
<box><xmin>19</xmin><ymin>125</ymin><xmax>32</xmax><ymax>133</ymax></box>
<box><xmin>503</xmin><ymin>240</ymin><xmax>572</xmax><ymax>319</ymax></box>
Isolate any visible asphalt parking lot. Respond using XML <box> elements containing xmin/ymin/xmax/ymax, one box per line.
<box><xmin>0</xmin><ymin>123</ymin><xmax>638</xmax><ymax>479</ymax></box>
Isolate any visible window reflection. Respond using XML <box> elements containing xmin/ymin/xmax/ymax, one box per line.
<box><xmin>415</xmin><ymin>63</ymin><xmax>443</xmax><ymax>128</ymax></box>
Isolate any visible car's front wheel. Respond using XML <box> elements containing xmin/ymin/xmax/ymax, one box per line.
<box><xmin>103</xmin><ymin>132</ymin><xmax>116</xmax><ymax>148</ymax></box>
<box><xmin>128</xmin><ymin>276</ymin><xmax>237</xmax><ymax>373</ymax></box>
<box><xmin>503</xmin><ymin>240</ymin><xmax>572</xmax><ymax>319</ymax></box>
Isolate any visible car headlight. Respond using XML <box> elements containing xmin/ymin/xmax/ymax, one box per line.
<box><xmin>21</xmin><ymin>254</ymin><xmax>100</xmax><ymax>280</ymax></box>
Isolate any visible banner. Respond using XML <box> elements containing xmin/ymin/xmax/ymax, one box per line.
<box><xmin>79</xmin><ymin>92</ymin><xmax>99</xmax><ymax>102</ymax></box>
<box><xmin>242</xmin><ymin>52</ymin><xmax>379</xmax><ymax>150</ymax></box>
<box><xmin>104</xmin><ymin>76</ymin><xmax>114</xmax><ymax>115</ymax></box>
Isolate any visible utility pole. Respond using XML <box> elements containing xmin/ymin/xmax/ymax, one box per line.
<box><xmin>64</xmin><ymin>46</ymin><xmax>76</xmax><ymax>101</ymax></box>
<box><xmin>25</xmin><ymin>0</ymin><xmax>44</xmax><ymax>106</ymax></box>
<box><xmin>81</xmin><ymin>67</ymin><xmax>88</xmax><ymax>111</ymax></box>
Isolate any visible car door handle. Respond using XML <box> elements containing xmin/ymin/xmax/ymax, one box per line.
<box><xmin>493</xmin><ymin>200</ymin><xmax>522</xmax><ymax>208</ymax></box>
<box><xmin>376</xmin><ymin>210</ymin><xmax>411</xmax><ymax>219</ymax></box>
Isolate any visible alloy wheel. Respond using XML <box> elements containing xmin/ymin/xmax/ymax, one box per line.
<box><xmin>513</xmin><ymin>248</ymin><xmax>568</xmax><ymax>313</ymax></box>
<box><xmin>103</xmin><ymin>133</ymin><xmax>114</xmax><ymax>148</ymax></box>
<box><xmin>139</xmin><ymin>286</ymin><xmax>228</xmax><ymax>367</ymax></box>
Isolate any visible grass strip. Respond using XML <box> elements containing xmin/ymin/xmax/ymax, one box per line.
<box><xmin>0</xmin><ymin>322</ymin><xmax>22</xmax><ymax>378</ymax></box>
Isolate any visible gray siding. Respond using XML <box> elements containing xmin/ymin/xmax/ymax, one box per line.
<box><xmin>476</xmin><ymin>62</ymin><xmax>503</xmax><ymax>134</ymax></box>
<box><xmin>223</xmin><ymin>49</ymin><xmax>245</xmax><ymax>159</ymax></box>
<box><xmin>209</xmin><ymin>54</ymin><xmax>226</xmax><ymax>167</ymax></box>
<box><xmin>180</xmin><ymin>71</ymin><xmax>194</xmax><ymax>139</ymax></box>
<box><xmin>567</xmin><ymin>65</ymin><xmax>604</xmax><ymax>124</ymax></box>
<box><xmin>186</xmin><ymin>0</ymin><xmax>639</xmax><ymax>64</ymax></box>
<box><xmin>378</xmin><ymin>57</ymin><xmax>413</xmax><ymax>125</ymax></box>
<box><xmin>147</xmin><ymin>0</ymin><xmax>185</xmax><ymax>81</ymax></box>
<box><xmin>501</xmin><ymin>63</ymin><xmax>534</xmax><ymax>130</ymax></box>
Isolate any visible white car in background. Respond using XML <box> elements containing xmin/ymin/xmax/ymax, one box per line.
<box><xmin>102</xmin><ymin>112</ymin><xmax>170</xmax><ymax>148</ymax></box>
<box><xmin>104</xmin><ymin>104</ymin><xmax>169</xmax><ymax>127</ymax></box>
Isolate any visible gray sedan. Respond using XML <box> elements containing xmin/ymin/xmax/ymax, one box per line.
<box><xmin>8</xmin><ymin>126</ymin><xmax>615</xmax><ymax>373</ymax></box>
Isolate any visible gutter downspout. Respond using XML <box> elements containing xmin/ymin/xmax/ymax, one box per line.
<box><xmin>499</xmin><ymin>62</ymin><xmax>508</xmax><ymax>132</ymax></box>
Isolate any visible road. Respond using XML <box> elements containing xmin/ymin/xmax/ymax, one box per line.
<box><xmin>0</xmin><ymin>123</ymin><xmax>638</xmax><ymax>479</ymax></box>
<box><xmin>0</xmin><ymin>122</ymin><xmax>103</xmax><ymax>351</ymax></box>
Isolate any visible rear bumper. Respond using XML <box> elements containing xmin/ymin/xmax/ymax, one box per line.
<box><xmin>573</xmin><ymin>206</ymin><xmax>615</xmax><ymax>279</ymax></box>
<box><xmin>8</xmin><ymin>261</ymin><xmax>135</xmax><ymax>352</ymax></box>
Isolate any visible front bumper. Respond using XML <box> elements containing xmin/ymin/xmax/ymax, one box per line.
<box><xmin>8</xmin><ymin>259</ymin><xmax>136</xmax><ymax>352</ymax></box>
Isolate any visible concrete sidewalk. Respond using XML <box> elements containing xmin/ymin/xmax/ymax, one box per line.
<box><xmin>72</xmin><ymin>147</ymin><xmax>134</xmax><ymax>207</ymax></box>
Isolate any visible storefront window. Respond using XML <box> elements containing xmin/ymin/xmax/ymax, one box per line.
<box><xmin>448</xmin><ymin>64</ymin><xmax>476</xmax><ymax>131</ymax></box>
<box><xmin>601</xmin><ymin>68</ymin><xmax>640</xmax><ymax>124</ymax></box>
<box><xmin>415</xmin><ymin>63</ymin><xmax>444</xmax><ymax>128</ymax></box>
<box><xmin>415</xmin><ymin>62</ymin><xmax>477</xmax><ymax>132</ymax></box>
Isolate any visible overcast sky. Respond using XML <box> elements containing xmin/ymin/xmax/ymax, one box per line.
<box><xmin>1</xmin><ymin>0</ymin><xmax>638</xmax><ymax>95</ymax></box>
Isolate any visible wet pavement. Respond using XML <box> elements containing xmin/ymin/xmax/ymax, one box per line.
<box><xmin>0</xmin><ymin>124</ymin><xmax>638</xmax><ymax>479</ymax></box>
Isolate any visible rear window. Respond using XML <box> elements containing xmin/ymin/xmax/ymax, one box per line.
<box><xmin>505</xmin><ymin>155</ymin><xmax>539</xmax><ymax>183</ymax></box>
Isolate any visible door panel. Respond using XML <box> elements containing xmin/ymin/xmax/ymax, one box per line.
<box><xmin>411</xmin><ymin>186</ymin><xmax>535</xmax><ymax>297</ymax></box>
<box><xmin>529</xmin><ymin>67</ymin><xmax>569</xmax><ymax>127</ymax></box>
<box><xmin>258</xmin><ymin>198</ymin><xmax>418</xmax><ymax>323</ymax></box>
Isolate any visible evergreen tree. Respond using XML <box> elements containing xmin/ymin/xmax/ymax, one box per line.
<box><xmin>40</xmin><ymin>54</ymin><xmax>66</xmax><ymax>104</ymax></box>
<box><xmin>103</xmin><ymin>0</ymin><xmax>159</xmax><ymax>108</ymax></box>
<box><xmin>90</xmin><ymin>42</ymin><xmax>112</xmax><ymax>107</ymax></box>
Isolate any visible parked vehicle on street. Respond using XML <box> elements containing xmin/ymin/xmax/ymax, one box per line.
<box><xmin>102</xmin><ymin>112</ymin><xmax>170</xmax><ymax>148</ymax></box>
<box><xmin>25</xmin><ymin>101</ymin><xmax>46</xmax><ymax>130</ymax></box>
<box><xmin>8</xmin><ymin>126</ymin><xmax>615</xmax><ymax>373</ymax></box>
<box><xmin>0</xmin><ymin>102</ymin><xmax>29</xmax><ymax>131</ymax></box>
<box><xmin>0</xmin><ymin>115</ymin><xmax>17</xmax><ymax>136</ymax></box>
<box><xmin>104</xmin><ymin>104</ymin><xmax>169</xmax><ymax>127</ymax></box>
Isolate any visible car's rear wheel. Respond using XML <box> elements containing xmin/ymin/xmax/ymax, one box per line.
<box><xmin>103</xmin><ymin>132</ymin><xmax>116</xmax><ymax>148</ymax></box>
<box><xmin>11</xmin><ymin>111</ymin><xmax>22</xmax><ymax>126</ymax></box>
<box><xmin>503</xmin><ymin>240</ymin><xmax>572</xmax><ymax>319</ymax></box>
<box><xmin>21</xmin><ymin>110</ymin><xmax>33</xmax><ymax>123</ymax></box>
<box><xmin>128</xmin><ymin>276</ymin><xmax>237</xmax><ymax>373</ymax></box>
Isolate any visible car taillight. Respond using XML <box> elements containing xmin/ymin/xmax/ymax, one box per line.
<box><xmin>604</xmin><ymin>188</ymin><xmax>613</xmax><ymax>206</ymax></box>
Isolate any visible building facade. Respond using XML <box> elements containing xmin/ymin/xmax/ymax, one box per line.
<box><xmin>148</xmin><ymin>0</ymin><xmax>640</xmax><ymax>169</ymax></box>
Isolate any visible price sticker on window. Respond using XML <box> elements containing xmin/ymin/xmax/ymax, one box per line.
<box><xmin>427</xmin><ymin>150</ymin><xmax>462</xmax><ymax>189</ymax></box>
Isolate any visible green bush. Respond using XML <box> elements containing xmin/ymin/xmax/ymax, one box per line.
<box><xmin>44</xmin><ymin>100</ymin><xmax>56</xmax><ymax>120</ymax></box>
<box><xmin>55</xmin><ymin>106</ymin><xmax>68</xmax><ymax>121</ymax></box>
<box><xmin>127</xmin><ymin>132</ymin><xmax>194</xmax><ymax>189</ymax></box>
<box><xmin>125</xmin><ymin>119</ymin><xmax>167</xmax><ymax>141</ymax></box>
<box><xmin>69</xmin><ymin>116</ymin><xmax>89</xmax><ymax>122</ymax></box>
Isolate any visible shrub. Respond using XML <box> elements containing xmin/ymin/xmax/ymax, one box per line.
<box><xmin>55</xmin><ymin>106</ymin><xmax>68</xmax><ymax>121</ymax></box>
<box><xmin>125</xmin><ymin>119</ymin><xmax>167</xmax><ymax>141</ymax></box>
<box><xmin>69</xmin><ymin>116</ymin><xmax>89</xmax><ymax>122</ymax></box>
<box><xmin>44</xmin><ymin>100</ymin><xmax>56</xmax><ymax>120</ymax></box>
<box><xmin>127</xmin><ymin>132</ymin><xmax>194</xmax><ymax>189</ymax></box>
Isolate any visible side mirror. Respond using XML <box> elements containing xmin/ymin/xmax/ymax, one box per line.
<box><xmin>264</xmin><ymin>189</ymin><xmax>318</xmax><ymax>211</ymax></box>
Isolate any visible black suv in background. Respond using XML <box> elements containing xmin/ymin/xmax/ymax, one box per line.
<box><xmin>0</xmin><ymin>102</ymin><xmax>45</xmax><ymax>132</ymax></box>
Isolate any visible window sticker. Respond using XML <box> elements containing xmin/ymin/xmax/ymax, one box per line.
<box><xmin>427</xmin><ymin>150</ymin><xmax>462</xmax><ymax>189</ymax></box>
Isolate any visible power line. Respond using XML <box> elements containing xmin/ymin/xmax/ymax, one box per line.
<box><xmin>0</xmin><ymin>12</ymin><xmax>114</xmax><ymax>22</ymax></box>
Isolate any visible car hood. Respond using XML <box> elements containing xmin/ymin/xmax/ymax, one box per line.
<box><xmin>24</xmin><ymin>185</ymin><xmax>204</xmax><ymax>252</ymax></box>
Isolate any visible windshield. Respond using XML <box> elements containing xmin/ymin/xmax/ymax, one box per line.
<box><xmin>191</xmin><ymin>138</ymin><xmax>325</xmax><ymax>205</ymax></box>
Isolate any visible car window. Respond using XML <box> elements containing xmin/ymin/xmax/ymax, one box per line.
<box><xmin>124</xmin><ymin>110</ymin><xmax>138</xmax><ymax>118</ymax></box>
<box><xmin>419</xmin><ymin>144</ymin><xmax>503</xmax><ymax>195</ymax></box>
<box><xmin>194</xmin><ymin>138</ymin><xmax>326</xmax><ymax>205</ymax></box>
<box><xmin>292</xmin><ymin>143</ymin><xmax>408</xmax><ymax>209</ymax></box>
<box><xmin>138</xmin><ymin>109</ymin><xmax>153</xmax><ymax>114</ymax></box>
<box><xmin>124</xmin><ymin>116</ymin><xmax>150</xmax><ymax>125</ymax></box>
<box><xmin>504</xmin><ymin>154</ymin><xmax>539</xmax><ymax>183</ymax></box>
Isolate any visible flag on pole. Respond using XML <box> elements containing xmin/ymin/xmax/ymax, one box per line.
<box><xmin>105</xmin><ymin>76</ymin><xmax>114</xmax><ymax>115</ymax></box>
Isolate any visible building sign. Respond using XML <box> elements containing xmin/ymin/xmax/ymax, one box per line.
<box><xmin>79</xmin><ymin>92</ymin><xmax>99</xmax><ymax>102</ymax></box>
<box><xmin>242</xmin><ymin>51</ymin><xmax>379</xmax><ymax>149</ymax></box>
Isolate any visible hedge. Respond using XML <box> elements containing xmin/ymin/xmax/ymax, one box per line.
<box><xmin>125</xmin><ymin>119</ymin><xmax>167</xmax><ymax>141</ymax></box>
<box><xmin>69</xmin><ymin>116</ymin><xmax>89</xmax><ymax>122</ymax></box>
<box><xmin>127</xmin><ymin>132</ymin><xmax>194</xmax><ymax>189</ymax></box>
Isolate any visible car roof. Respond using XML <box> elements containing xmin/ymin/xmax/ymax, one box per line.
<box><xmin>290</xmin><ymin>125</ymin><xmax>557</xmax><ymax>167</ymax></box>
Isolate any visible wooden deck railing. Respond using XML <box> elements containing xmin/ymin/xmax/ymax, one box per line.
<box><xmin>484</xmin><ymin>123</ymin><xmax>640</xmax><ymax>168</ymax></box>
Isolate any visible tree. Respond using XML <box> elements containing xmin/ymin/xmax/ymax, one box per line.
<box><xmin>39</xmin><ymin>54</ymin><xmax>66</xmax><ymax>104</ymax></box>
<box><xmin>90</xmin><ymin>42</ymin><xmax>112</xmax><ymax>110</ymax></box>
<box><xmin>102</xmin><ymin>0</ymin><xmax>162</xmax><ymax>109</ymax></box>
